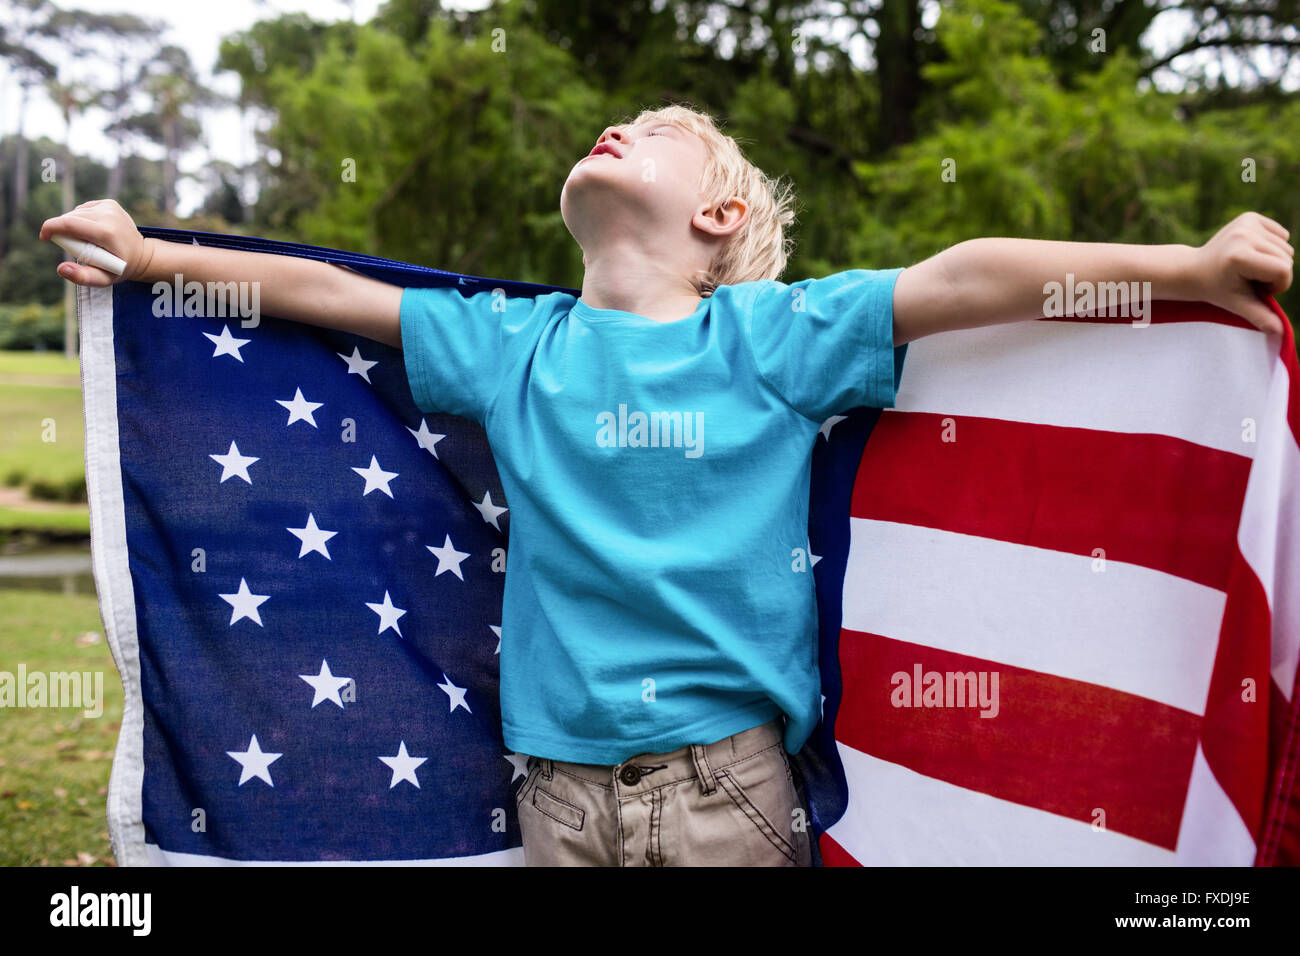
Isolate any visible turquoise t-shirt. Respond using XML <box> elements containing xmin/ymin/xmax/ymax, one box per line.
<box><xmin>399</xmin><ymin>268</ymin><xmax>907</xmax><ymax>764</ymax></box>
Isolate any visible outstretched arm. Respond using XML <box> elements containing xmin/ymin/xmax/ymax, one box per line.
<box><xmin>40</xmin><ymin>199</ymin><xmax>404</xmax><ymax>349</ymax></box>
<box><xmin>891</xmin><ymin>211</ymin><xmax>1293</xmax><ymax>346</ymax></box>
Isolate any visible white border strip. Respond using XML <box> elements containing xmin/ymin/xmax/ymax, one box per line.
<box><xmin>78</xmin><ymin>282</ymin><xmax>147</xmax><ymax>867</ymax></box>
<box><xmin>144</xmin><ymin>843</ymin><xmax>524</xmax><ymax>867</ymax></box>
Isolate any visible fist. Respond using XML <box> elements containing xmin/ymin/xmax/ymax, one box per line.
<box><xmin>1193</xmin><ymin>211</ymin><xmax>1293</xmax><ymax>335</ymax></box>
<box><xmin>39</xmin><ymin>199</ymin><xmax>152</xmax><ymax>286</ymax></box>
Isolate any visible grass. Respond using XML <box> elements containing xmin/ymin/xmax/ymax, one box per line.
<box><xmin>0</xmin><ymin>381</ymin><xmax>87</xmax><ymax>502</ymax></box>
<box><xmin>0</xmin><ymin>506</ymin><xmax>89</xmax><ymax>533</ymax></box>
<box><xmin>0</xmin><ymin>349</ymin><xmax>79</xmax><ymax>379</ymax></box>
<box><xmin>0</xmin><ymin>587</ymin><xmax>123</xmax><ymax>866</ymax></box>
<box><xmin>0</xmin><ymin>350</ymin><xmax>119</xmax><ymax>865</ymax></box>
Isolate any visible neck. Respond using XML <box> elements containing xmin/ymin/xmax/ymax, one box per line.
<box><xmin>579</xmin><ymin>240</ymin><xmax>706</xmax><ymax>323</ymax></box>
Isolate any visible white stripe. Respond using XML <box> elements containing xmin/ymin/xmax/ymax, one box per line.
<box><xmin>78</xmin><ymin>283</ymin><xmax>150</xmax><ymax>868</ymax></box>
<box><xmin>1173</xmin><ymin>745</ymin><xmax>1257</xmax><ymax>865</ymax></box>
<box><xmin>145</xmin><ymin>843</ymin><xmax>524</xmax><ymax>866</ymax></box>
<box><xmin>895</xmin><ymin>320</ymin><xmax>1273</xmax><ymax>456</ymax></box>
<box><xmin>1234</xmin><ymin>354</ymin><xmax>1300</xmax><ymax>702</ymax></box>
<box><xmin>827</xmin><ymin>742</ymin><xmax>1175</xmax><ymax>865</ymax></box>
<box><xmin>843</xmin><ymin>518</ymin><xmax>1224</xmax><ymax>715</ymax></box>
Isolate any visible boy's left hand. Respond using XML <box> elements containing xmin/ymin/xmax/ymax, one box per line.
<box><xmin>1191</xmin><ymin>211</ymin><xmax>1293</xmax><ymax>335</ymax></box>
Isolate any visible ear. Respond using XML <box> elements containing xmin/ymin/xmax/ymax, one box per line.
<box><xmin>693</xmin><ymin>196</ymin><xmax>748</xmax><ymax>239</ymax></box>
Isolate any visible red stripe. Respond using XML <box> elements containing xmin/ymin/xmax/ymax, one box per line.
<box><xmin>1200</xmin><ymin>546</ymin><xmax>1273</xmax><ymax>845</ymax></box>
<box><xmin>1255</xmin><ymin>295</ymin><xmax>1300</xmax><ymax>865</ymax></box>
<box><xmin>835</xmin><ymin>630</ymin><xmax>1200</xmax><ymax>850</ymax></box>
<box><xmin>1258</xmin><ymin>675</ymin><xmax>1300</xmax><ymax>865</ymax></box>
<box><xmin>852</xmin><ymin>413</ymin><xmax>1250</xmax><ymax>592</ymax></box>
<box><xmin>817</xmin><ymin>831</ymin><xmax>861</xmax><ymax>867</ymax></box>
<box><xmin>1037</xmin><ymin>299</ymin><xmax>1256</xmax><ymax>330</ymax></box>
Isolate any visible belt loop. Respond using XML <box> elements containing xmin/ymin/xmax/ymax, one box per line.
<box><xmin>541</xmin><ymin>758</ymin><xmax>553</xmax><ymax>780</ymax></box>
<box><xmin>690</xmin><ymin>743</ymin><xmax>717</xmax><ymax>796</ymax></box>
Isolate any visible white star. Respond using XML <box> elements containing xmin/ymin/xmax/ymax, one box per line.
<box><xmin>505</xmin><ymin>752</ymin><xmax>530</xmax><ymax>783</ymax></box>
<box><xmin>219</xmin><ymin>577</ymin><xmax>270</xmax><ymax>627</ymax></box>
<box><xmin>490</xmin><ymin>624</ymin><xmax>501</xmax><ymax>655</ymax></box>
<box><xmin>437</xmin><ymin>673</ymin><xmax>471</xmax><ymax>714</ymax></box>
<box><xmin>472</xmin><ymin>490</ymin><xmax>508</xmax><ymax>531</ymax></box>
<box><xmin>276</xmin><ymin>387</ymin><xmax>323</xmax><ymax>427</ymax></box>
<box><xmin>352</xmin><ymin>455</ymin><xmax>399</xmax><ymax>497</ymax></box>
<box><xmin>379</xmin><ymin>740</ymin><xmax>427</xmax><ymax>789</ymax></box>
<box><xmin>338</xmin><ymin>346</ymin><xmax>378</xmax><ymax>383</ymax></box>
<box><xmin>426</xmin><ymin>534</ymin><xmax>470</xmax><ymax>580</ymax></box>
<box><xmin>366</xmin><ymin>590</ymin><xmax>406</xmax><ymax>637</ymax></box>
<box><xmin>300</xmin><ymin>659</ymin><xmax>352</xmax><ymax>709</ymax></box>
<box><xmin>810</xmin><ymin>551</ymin><xmax>822</xmax><ymax>569</ymax></box>
<box><xmin>209</xmin><ymin>441</ymin><xmax>260</xmax><ymax>484</ymax></box>
<box><xmin>227</xmin><ymin>734</ymin><xmax>282</xmax><ymax>786</ymax></box>
<box><xmin>203</xmin><ymin>324</ymin><xmax>252</xmax><ymax>362</ymax></box>
<box><xmin>819</xmin><ymin>414</ymin><xmax>848</xmax><ymax>442</ymax></box>
<box><xmin>407</xmin><ymin>419</ymin><xmax>446</xmax><ymax>459</ymax></box>
<box><xmin>287</xmin><ymin>513</ymin><xmax>338</xmax><ymax>559</ymax></box>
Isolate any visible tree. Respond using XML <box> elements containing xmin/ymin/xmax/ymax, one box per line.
<box><xmin>0</xmin><ymin>0</ymin><xmax>58</xmax><ymax>255</ymax></box>
<box><xmin>115</xmin><ymin>44</ymin><xmax>227</xmax><ymax>221</ymax></box>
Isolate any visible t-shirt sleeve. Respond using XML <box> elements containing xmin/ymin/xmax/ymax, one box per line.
<box><xmin>398</xmin><ymin>285</ymin><xmax>538</xmax><ymax>424</ymax></box>
<box><xmin>741</xmin><ymin>267</ymin><xmax>908</xmax><ymax>422</ymax></box>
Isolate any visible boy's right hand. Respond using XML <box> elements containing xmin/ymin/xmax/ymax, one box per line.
<box><xmin>39</xmin><ymin>199</ymin><xmax>154</xmax><ymax>287</ymax></box>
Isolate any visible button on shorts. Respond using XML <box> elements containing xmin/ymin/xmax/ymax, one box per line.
<box><xmin>513</xmin><ymin>717</ymin><xmax>812</xmax><ymax>866</ymax></box>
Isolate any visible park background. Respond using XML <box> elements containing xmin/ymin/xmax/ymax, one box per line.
<box><xmin>1</xmin><ymin>0</ymin><xmax>1298</xmax><ymax>865</ymax></box>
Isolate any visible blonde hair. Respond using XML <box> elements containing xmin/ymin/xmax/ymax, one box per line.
<box><xmin>616</xmin><ymin>103</ymin><xmax>797</xmax><ymax>296</ymax></box>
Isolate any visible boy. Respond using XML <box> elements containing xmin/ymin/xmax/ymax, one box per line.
<box><xmin>41</xmin><ymin>104</ymin><xmax>1292</xmax><ymax>867</ymax></box>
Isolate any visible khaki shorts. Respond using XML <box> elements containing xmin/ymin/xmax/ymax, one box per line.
<box><xmin>513</xmin><ymin>717</ymin><xmax>813</xmax><ymax>866</ymax></box>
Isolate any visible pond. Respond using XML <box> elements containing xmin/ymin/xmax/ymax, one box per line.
<box><xmin>0</xmin><ymin>541</ymin><xmax>96</xmax><ymax>595</ymax></box>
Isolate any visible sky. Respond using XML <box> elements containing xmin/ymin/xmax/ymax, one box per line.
<box><xmin>0</xmin><ymin>0</ymin><xmax>487</xmax><ymax>214</ymax></box>
<box><xmin>1</xmin><ymin>0</ymin><xmax>1295</xmax><ymax>217</ymax></box>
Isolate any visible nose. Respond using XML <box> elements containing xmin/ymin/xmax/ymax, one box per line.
<box><xmin>596</xmin><ymin>126</ymin><xmax>627</xmax><ymax>148</ymax></box>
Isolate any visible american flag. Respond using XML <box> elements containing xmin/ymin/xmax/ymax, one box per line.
<box><xmin>82</xmin><ymin>228</ymin><xmax>1299</xmax><ymax>865</ymax></box>
<box><xmin>807</xmin><ymin>299</ymin><xmax>1300</xmax><ymax>866</ymax></box>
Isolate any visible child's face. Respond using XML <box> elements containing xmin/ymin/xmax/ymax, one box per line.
<box><xmin>560</xmin><ymin>118</ymin><xmax>713</xmax><ymax>257</ymax></box>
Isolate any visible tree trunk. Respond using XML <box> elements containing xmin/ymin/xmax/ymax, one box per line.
<box><xmin>163</xmin><ymin>113</ymin><xmax>176</xmax><ymax>222</ymax></box>
<box><xmin>62</xmin><ymin>107</ymin><xmax>77</xmax><ymax>360</ymax></box>
<box><xmin>13</xmin><ymin>81</ymin><xmax>32</xmax><ymax>221</ymax></box>
<box><xmin>875</xmin><ymin>0</ymin><xmax>922</xmax><ymax>151</ymax></box>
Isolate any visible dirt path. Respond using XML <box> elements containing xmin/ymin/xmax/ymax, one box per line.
<box><xmin>0</xmin><ymin>374</ymin><xmax>81</xmax><ymax>388</ymax></box>
<box><xmin>0</xmin><ymin>484</ymin><xmax>86</xmax><ymax>512</ymax></box>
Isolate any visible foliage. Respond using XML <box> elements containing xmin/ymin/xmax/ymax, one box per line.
<box><xmin>1</xmin><ymin>0</ymin><xmax>1297</xmax><ymax>323</ymax></box>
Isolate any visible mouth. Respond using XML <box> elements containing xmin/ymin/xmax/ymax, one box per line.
<box><xmin>587</xmin><ymin>143</ymin><xmax>623</xmax><ymax>160</ymax></box>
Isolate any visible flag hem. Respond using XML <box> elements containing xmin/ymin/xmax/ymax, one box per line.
<box><xmin>79</xmin><ymin>281</ymin><xmax>148</xmax><ymax>866</ymax></box>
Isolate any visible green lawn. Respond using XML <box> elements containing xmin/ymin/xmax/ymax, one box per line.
<box><xmin>0</xmin><ymin>351</ymin><xmax>87</xmax><ymax>505</ymax></box>
<box><xmin>0</xmin><ymin>506</ymin><xmax>89</xmax><ymax>533</ymax></box>
<box><xmin>0</xmin><ymin>350</ymin><xmax>121</xmax><ymax>865</ymax></box>
<box><xmin>0</xmin><ymin>350</ymin><xmax>79</xmax><ymax>379</ymax></box>
<box><xmin>0</xmin><ymin>587</ymin><xmax>123</xmax><ymax>866</ymax></box>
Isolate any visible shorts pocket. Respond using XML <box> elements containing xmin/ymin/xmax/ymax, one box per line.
<box><xmin>714</xmin><ymin>748</ymin><xmax>799</xmax><ymax>864</ymax></box>
<box><xmin>531</xmin><ymin>784</ymin><xmax>586</xmax><ymax>831</ymax></box>
<box><xmin>514</xmin><ymin>757</ymin><xmax>541</xmax><ymax>807</ymax></box>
